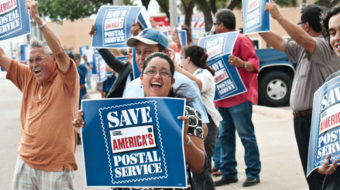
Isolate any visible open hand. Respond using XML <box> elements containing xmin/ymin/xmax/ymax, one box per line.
<box><xmin>72</xmin><ymin>110</ymin><xmax>85</xmax><ymax>132</ymax></box>
<box><xmin>317</xmin><ymin>155</ymin><xmax>338</xmax><ymax>175</ymax></box>
<box><xmin>25</xmin><ymin>0</ymin><xmax>39</xmax><ymax>19</ymax></box>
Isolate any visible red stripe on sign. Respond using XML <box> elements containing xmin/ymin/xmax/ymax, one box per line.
<box><xmin>199</xmin><ymin>22</ymin><xmax>205</xmax><ymax>28</ymax></box>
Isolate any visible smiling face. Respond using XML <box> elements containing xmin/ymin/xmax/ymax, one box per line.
<box><xmin>135</xmin><ymin>42</ymin><xmax>160</xmax><ymax>72</ymax></box>
<box><xmin>28</xmin><ymin>47</ymin><xmax>55</xmax><ymax>85</ymax></box>
<box><xmin>140</xmin><ymin>57</ymin><xmax>174</xmax><ymax>97</ymax></box>
<box><xmin>329</xmin><ymin>13</ymin><xmax>340</xmax><ymax>57</ymax></box>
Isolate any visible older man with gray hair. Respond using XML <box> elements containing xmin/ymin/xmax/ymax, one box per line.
<box><xmin>0</xmin><ymin>0</ymin><xmax>79</xmax><ymax>189</ymax></box>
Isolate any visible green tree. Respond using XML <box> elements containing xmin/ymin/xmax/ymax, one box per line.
<box><xmin>38</xmin><ymin>0</ymin><xmax>133</xmax><ymax>21</ymax></box>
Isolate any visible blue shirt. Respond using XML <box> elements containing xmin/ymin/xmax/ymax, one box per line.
<box><xmin>123</xmin><ymin>71</ymin><xmax>210</xmax><ymax>123</ymax></box>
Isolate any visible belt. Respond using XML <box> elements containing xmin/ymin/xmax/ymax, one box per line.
<box><xmin>293</xmin><ymin>109</ymin><xmax>313</xmax><ymax>118</ymax></box>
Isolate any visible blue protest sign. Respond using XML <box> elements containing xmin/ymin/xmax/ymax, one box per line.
<box><xmin>93</xmin><ymin>49</ymin><xmax>107</xmax><ymax>82</ymax></box>
<box><xmin>198</xmin><ymin>31</ymin><xmax>239</xmax><ymax>60</ymax></box>
<box><xmin>79</xmin><ymin>45</ymin><xmax>89</xmax><ymax>56</ymax></box>
<box><xmin>20</xmin><ymin>44</ymin><xmax>28</xmax><ymax>62</ymax></box>
<box><xmin>162</xmin><ymin>29</ymin><xmax>187</xmax><ymax>48</ymax></box>
<box><xmin>92</xmin><ymin>6</ymin><xmax>151</xmax><ymax>48</ymax></box>
<box><xmin>132</xmin><ymin>48</ymin><xmax>140</xmax><ymax>79</ymax></box>
<box><xmin>242</xmin><ymin>0</ymin><xmax>270</xmax><ymax>34</ymax></box>
<box><xmin>178</xmin><ymin>30</ymin><xmax>187</xmax><ymax>47</ymax></box>
<box><xmin>208</xmin><ymin>54</ymin><xmax>247</xmax><ymax>101</ymax></box>
<box><xmin>198</xmin><ymin>31</ymin><xmax>246</xmax><ymax>100</ymax></box>
<box><xmin>0</xmin><ymin>0</ymin><xmax>30</xmax><ymax>41</ymax></box>
<box><xmin>307</xmin><ymin>76</ymin><xmax>340</xmax><ymax>177</ymax></box>
<box><xmin>81</xmin><ymin>98</ymin><xmax>187</xmax><ymax>188</ymax></box>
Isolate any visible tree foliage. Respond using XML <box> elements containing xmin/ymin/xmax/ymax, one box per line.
<box><xmin>38</xmin><ymin>0</ymin><xmax>133</xmax><ymax>21</ymax></box>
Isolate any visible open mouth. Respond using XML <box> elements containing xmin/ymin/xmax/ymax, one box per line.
<box><xmin>151</xmin><ymin>82</ymin><xmax>162</xmax><ymax>88</ymax></box>
<box><xmin>32</xmin><ymin>66</ymin><xmax>42</xmax><ymax>75</ymax></box>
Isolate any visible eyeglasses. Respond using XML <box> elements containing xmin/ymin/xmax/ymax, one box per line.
<box><xmin>28</xmin><ymin>56</ymin><xmax>47</xmax><ymax>65</ymax></box>
<box><xmin>297</xmin><ymin>21</ymin><xmax>305</xmax><ymax>25</ymax></box>
<box><xmin>213</xmin><ymin>22</ymin><xmax>220</xmax><ymax>25</ymax></box>
<box><xmin>143</xmin><ymin>70</ymin><xmax>172</xmax><ymax>78</ymax></box>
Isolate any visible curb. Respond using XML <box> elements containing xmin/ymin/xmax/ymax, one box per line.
<box><xmin>253</xmin><ymin>105</ymin><xmax>293</xmax><ymax>119</ymax></box>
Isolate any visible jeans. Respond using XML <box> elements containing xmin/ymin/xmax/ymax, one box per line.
<box><xmin>212</xmin><ymin>132</ymin><xmax>221</xmax><ymax>170</ymax></box>
<box><xmin>217</xmin><ymin>101</ymin><xmax>261</xmax><ymax>179</ymax></box>
<box><xmin>85</xmin><ymin>69</ymin><xmax>92</xmax><ymax>89</ymax></box>
<box><xmin>294</xmin><ymin>115</ymin><xmax>325</xmax><ymax>190</ymax></box>
<box><xmin>192</xmin><ymin>114</ymin><xmax>218</xmax><ymax>190</ymax></box>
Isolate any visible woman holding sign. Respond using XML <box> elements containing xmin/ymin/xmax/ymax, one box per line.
<box><xmin>175</xmin><ymin>45</ymin><xmax>222</xmax><ymax>189</ymax></box>
<box><xmin>73</xmin><ymin>52</ymin><xmax>206</xmax><ymax>189</ymax></box>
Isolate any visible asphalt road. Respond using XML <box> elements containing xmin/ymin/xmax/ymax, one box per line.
<box><xmin>0</xmin><ymin>74</ymin><xmax>308</xmax><ymax>190</ymax></box>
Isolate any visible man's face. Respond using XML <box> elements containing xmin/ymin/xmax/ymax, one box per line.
<box><xmin>213</xmin><ymin>21</ymin><xmax>223</xmax><ymax>34</ymax></box>
<box><xmin>329</xmin><ymin>13</ymin><xmax>340</xmax><ymax>57</ymax></box>
<box><xmin>135</xmin><ymin>42</ymin><xmax>160</xmax><ymax>72</ymax></box>
<box><xmin>28</xmin><ymin>47</ymin><xmax>55</xmax><ymax>85</ymax></box>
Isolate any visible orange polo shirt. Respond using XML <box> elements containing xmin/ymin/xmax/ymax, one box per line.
<box><xmin>6</xmin><ymin>60</ymin><xmax>79</xmax><ymax>171</ymax></box>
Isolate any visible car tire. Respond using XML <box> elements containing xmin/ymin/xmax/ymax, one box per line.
<box><xmin>259</xmin><ymin>71</ymin><xmax>292</xmax><ymax>107</ymax></box>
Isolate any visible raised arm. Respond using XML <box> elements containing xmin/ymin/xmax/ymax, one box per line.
<box><xmin>26</xmin><ymin>0</ymin><xmax>71</xmax><ymax>73</ymax></box>
<box><xmin>98</xmin><ymin>49</ymin><xmax>127</xmax><ymax>73</ymax></box>
<box><xmin>264</xmin><ymin>0</ymin><xmax>316</xmax><ymax>53</ymax></box>
<box><xmin>0</xmin><ymin>48</ymin><xmax>12</xmax><ymax>71</ymax></box>
<box><xmin>259</xmin><ymin>32</ymin><xmax>285</xmax><ymax>52</ymax></box>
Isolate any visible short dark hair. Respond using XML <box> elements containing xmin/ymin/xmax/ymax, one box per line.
<box><xmin>300</xmin><ymin>4</ymin><xmax>325</xmax><ymax>33</ymax></box>
<box><xmin>215</xmin><ymin>9</ymin><xmax>235</xmax><ymax>30</ymax></box>
<box><xmin>323</xmin><ymin>6</ymin><xmax>340</xmax><ymax>37</ymax></box>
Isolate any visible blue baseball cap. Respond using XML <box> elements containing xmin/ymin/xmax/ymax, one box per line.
<box><xmin>127</xmin><ymin>28</ymin><xmax>169</xmax><ymax>48</ymax></box>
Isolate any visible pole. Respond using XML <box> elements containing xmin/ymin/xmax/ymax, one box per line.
<box><xmin>169</xmin><ymin>0</ymin><xmax>178</xmax><ymax>30</ymax></box>
<box><xmin>113</xmin><ymin>0</ymin><xmax>123</xmax><ymax>5</ymax></box>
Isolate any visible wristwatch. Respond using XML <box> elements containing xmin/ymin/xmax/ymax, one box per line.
<box><xmin>243</xmin><ymin>62</ymin><xmax>248</xmax><ymax>69</ymax></box>
<box><xmin>38</xmin><ymin>22</ymin><xmax>45</xmax><ymax>30</ymax></box>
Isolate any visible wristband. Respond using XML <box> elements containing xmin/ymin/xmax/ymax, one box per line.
<box><xmin>38</xmin><ymin>22</ymin><xmax>45</xmax><ymax>30</ymax></box>
<box><xmin>243</xmin><ymin>62</ymin><xmax>248</xmax><ymax>69</ymax></box>
<box><xmin>185</xmin><ymin>135</ymin><xmax>191</xmax><ymax>145</ymax></box>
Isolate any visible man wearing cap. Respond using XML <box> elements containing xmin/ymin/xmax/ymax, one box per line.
<box><xmin>259</xmin><ymin>2</ymin><xmax>340</xmax><ymax>189</ymax></box>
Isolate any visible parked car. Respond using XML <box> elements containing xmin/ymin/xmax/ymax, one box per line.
<box><xmin>256</xmin><ymin>48</ymin><xmax>296</xmax><ymax>107</ymax></box>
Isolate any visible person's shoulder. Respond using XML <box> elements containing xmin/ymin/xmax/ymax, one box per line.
<box><xmin>174</xmin><ymin>71</ymin><xmax>192</xmax><ymax>83</ymax></box>
<box><xmin>126</xmin><ymin>77</ymin><xmax>141</xmax><ymax>87</ymax></box>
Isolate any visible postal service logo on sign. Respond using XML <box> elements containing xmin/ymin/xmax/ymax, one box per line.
<box><xmin>99</xmin><ymin>100</ymin><xmax>168</xmax><ymax>184</ymax></box>
<box><xmin>103</xmin><ymin>8</ymin><xmax>128</xmax><ymax>45</ymax></box>
<box><xmin>205</xmin><ymin>36</ymin><xmax>223</xmax><ymax>58</ymax></box>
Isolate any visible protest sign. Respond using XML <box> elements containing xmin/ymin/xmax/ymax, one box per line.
<box><xmin>198</xmin><ymin>31</ymin><xmax>239</xmax><ymax>60</ymax></box>
<box><xmin>93</xmin><ymin>49</ymin><xmax>107</xmax><ymax>82</ymax></box>
<box><xmin>307</xmin><ymin>76</ymin><xmax>340</xmax><ymax>177</ymax></box>
<box><xmin>81</xmin><ymin>98</ymin><xmax>187</xmax><ymax>188</ymax></box>
<box><xmin>20</xmin><ymin>44</ymin><xmax>28</xmax><ymax>63</ymax></box>
<box><xmin>132</xmin><ymin>48</ymin><xmax>140</xmax><ymax>79</ymax></box>
<box><xmin>0</xmin><ymin>0</ymin><xmax>30</xmax><ymax>41</ymax></box>
<box><xmin>79</xmin><ymin>45</ymin><xmax>89</xmax><ymax>56</ymax></box>
<box><xmin>208</xmin><ymin>54</ymin><xmax>247</xmax><ymax>101</ymax></box>
<box><xmin>162</xmin><ymin>29</ymin><xmax>187</xmax><ymax>49</ymax></box>
<box><xmin>242</xmin><ymin>0</ymin><xmax>270</xmax><ymax>34</ymax></box>
<box><xmin>198</xmin><ymin>31</ymin><xmax>246</xmax><ymax>100</ymax></box>
<box><xmin>92</xmin><ymin>6</ymin><xmax>151</xmax><ymax>48</ymax></box>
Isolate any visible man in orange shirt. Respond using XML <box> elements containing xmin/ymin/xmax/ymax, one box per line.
<box><xmin>0</xmin><ymin>0</ymin><xmax>79</xmax><ymax>189</ymax></box>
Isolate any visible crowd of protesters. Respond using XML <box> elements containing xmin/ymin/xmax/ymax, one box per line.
<box><xmin>1</xmin><ymin>0</ymin><xmax>340</xmax><ymax>189</ymax></box>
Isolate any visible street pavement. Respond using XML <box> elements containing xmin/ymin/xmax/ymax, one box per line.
<box><xmin>0</xmin><ymin>75</ymin><xmax>308</xmax><ymax>190</ymax></box>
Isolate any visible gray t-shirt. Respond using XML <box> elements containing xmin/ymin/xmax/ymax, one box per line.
<box><xmin>284</xmin><ymin>36</ymin><xmax>340</xmax><ymax>111</ymax></box>
<box><xmin>326</xmin><ymin>70</ymin><xmax>340</xmax><ymax>82</ymax></box>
